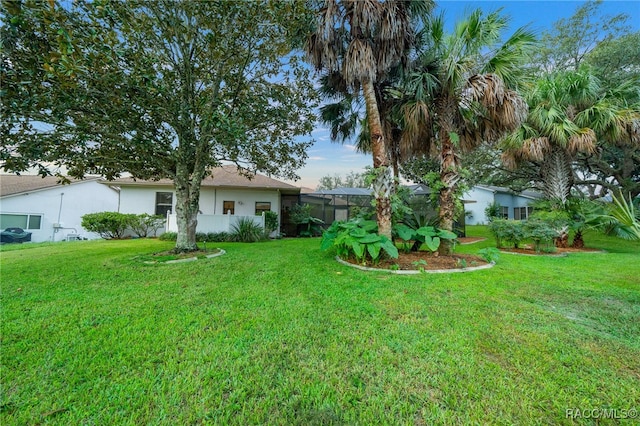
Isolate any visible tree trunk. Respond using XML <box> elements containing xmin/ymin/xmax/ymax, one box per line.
<box><xmin>572</xmin><ymin>229</ymin><xmax>585</xmax><ymax>248</ymax></box>
<box><xmin>542</xmin><ymin>148</ymin><xmax>572</xmax><ymax>205</ymax></box>
<box><xmin>437</xmin><ymin>105</ymin><xmax>460</xmax><ymax>256</ymax></box>
<box><xmin>362</xmin><ymin>78</ymin><xmax>392</xmax><ymax>239</ymax></box>
<box><xmin>173</xmin><ymin>164</ymin><xmax>204</xmax><ymax>252</ymax></box>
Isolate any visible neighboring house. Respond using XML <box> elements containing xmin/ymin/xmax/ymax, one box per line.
<box><xmin>108</xmin><ymin>166</ymin><xmax>301</xmax><ymax>235</ymax></box>
<box><xmin>0</xmin><ymin>175</ymin><xmax>120</xmax><ymax>242</ymax></box>
<box><xmin>464</xmin><ymin>185</ymin><xmax>542</xmax><ymax>225</ymax></box>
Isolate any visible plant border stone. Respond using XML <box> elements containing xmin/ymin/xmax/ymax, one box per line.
<box><xmin>144</xmin><ymin>248</ymin><xmax>226</xmax><ymax>264</ymax></box>
<box><xmin>335</xmin><ymin>256</ymin><xmax>495</xmax><ymax>274</ymax></box>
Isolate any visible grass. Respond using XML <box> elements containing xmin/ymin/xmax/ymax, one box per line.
<box><xmin>1</xmin><ymin>227</ymin><xmax>639</xmax><ymax>425</ymax></box>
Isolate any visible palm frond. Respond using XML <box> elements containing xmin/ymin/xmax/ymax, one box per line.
<box><xmin>567</xmin><ymin>128</ymin><xmax>596</xmax><ymax>155</ymax></box>
<box><xmin>343</xmin><ymin>38</ymin><xmax>376</xmax><ymax>85</ymax></box>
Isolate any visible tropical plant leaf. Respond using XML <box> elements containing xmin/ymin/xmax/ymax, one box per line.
<box><xmin>436</xmin><ymin>229</ymin><xmax>458</xmax><ymax>240</ymax></box>
<box><xmin>423</xmin><ymin>236</ymin><xmax>440</xmax><ymax>252</ymax></box>
<box><xmin>367</xmin><ymin>242</ymin><xmax>381</xmax><ymax>260</ymax></box>
<box><xmin>416</xmin><ymin>226</ymin><xmax>436</xmax><ymax>237</ymax></box>
<box><xmin>358</xmin><ymin>233</ymin><xmax>381</xmax><ymax>244</ymax></box>
<box><xmin>380</xmin><ymin>238</ymin><xmax>399</xmax><ymax>259</ymax></box>
<box><xmin>393</xmin><ymin>223</ymin><xmax>414</xmax><ymax>241</ymax></box>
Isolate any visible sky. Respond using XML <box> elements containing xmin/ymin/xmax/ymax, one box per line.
<box><xmin>287</xmin><ymin>0</ymin><xmax>640</xmax><ymax>189</ymax></box>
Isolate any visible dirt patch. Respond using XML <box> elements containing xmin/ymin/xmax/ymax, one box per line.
<box><xmin>341</xmin><ymin>251</ymin><xmax>489</xmax><ymax>271</ymax></box>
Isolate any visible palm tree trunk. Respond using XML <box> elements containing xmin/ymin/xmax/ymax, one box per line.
<box><xmin>438</xmin><ymin>133</ymin><xmax>458</xmax><ymax>256</ymax></box>
<box><xmin>542</xmin><ymin>148</ymin><xmax>572</xmax><ymax>205</ymax></box>
<box><xmin>437</xmin><ymin>102</ymin><xmax>460</xmax><ymax>256</ymax></box>
<box><xmin>362</xmin><ymin>78</ymin><xmax>392</xmax><ymax>239</ymax></box>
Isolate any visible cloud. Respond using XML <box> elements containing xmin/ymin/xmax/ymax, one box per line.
<box><xmin>308</xmin><ymin>156</ymin><xmax>327</xmax><ymax>161</ymax></box>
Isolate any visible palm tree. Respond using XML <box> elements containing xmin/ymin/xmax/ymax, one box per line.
<box><xmin>502</xmin><ymin>67</ymin><xmax>640</xmax><ymax>205</ymax></box>
<box><xmin>396</xmin><ymin>10</ymin><xmax>535</xmax><ymax>254</ymax></box>
<box><xmin>306</xmin><ymin>0</ymin><xmax>433</xmax><ymax>238</ymax></box>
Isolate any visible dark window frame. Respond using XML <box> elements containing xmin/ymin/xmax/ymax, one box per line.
<box><xmin>223</xmin><ymin>200</ymin><xmax>235</xmax><ymax>215</ymax></box>
<box><xmin>255</xmin><ymin>201</ymin><xmax>271</xmax><ymax>215</ymax></box>
<box><xmin>155</xmin><ymin>192</ymin><xmax>173</xmax><ymax>216</ymax></box>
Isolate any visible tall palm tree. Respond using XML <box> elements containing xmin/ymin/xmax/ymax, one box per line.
<box><xmin>501</xmin><ymin>67</ymin><xmax>640</xmax><ymax>204</ymax></box>
<box><xmin>306</xmin><ymin>0</ymin><xmax>432</xmax><ymax>238</ymax></box>
<box><xmin>397</xmin><ymin>10</ymin><xmax>535</xmax><ymax>254</ymax></box>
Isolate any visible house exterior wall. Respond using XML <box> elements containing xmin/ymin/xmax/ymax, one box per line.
<box><xmin>0</xmin><ymin>180</ymin><xmax>119</xmax><ymax>242</ymax></box>
<box><xmin>118</xmin><ymin>186</ymin><xmax>282</xmax><ymax>233</ymax></box>
<box><xmin>464</xmin><ymin>188</ymin><xmax>495</xmax><ymax>225</ymax></box>
<box><xmin>464</xmin><ymin>187</ymin><xmax>537</xmax><ymax>224</ymax></box>
<box><xmin>119</xmin><ymin>186</ymin><xmax>281</xmax><ymax>217</ymax></box>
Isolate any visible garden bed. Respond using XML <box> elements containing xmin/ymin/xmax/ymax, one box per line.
<box><xmin>137</xmin><ymin>248</ymin><xmax>225</xmax><ymax>264</ymax></box>
<box><xmin>338</xmin><ymin>251</ymin><xmax>490</xmax><ymax>273</ymax></box>
<box><xmin>500</xmin><ymin>246</ymin><xmax>604</xmax><ymax>256</ymax></box>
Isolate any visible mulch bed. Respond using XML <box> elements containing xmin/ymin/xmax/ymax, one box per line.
<box><xmin>501</xmin><ymin>246</ymin><xmax>603</xmax><ymax>256</ymax></box>
<box><xmin>342</xmin><ymin>251</ymin><xmax>489</xmax><ymax>271</ymax></box>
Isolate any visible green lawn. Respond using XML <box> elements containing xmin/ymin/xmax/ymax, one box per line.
<box><xmin>1</xmin><ymin>227</ymin><xmax>639</xmax><ymax>425</ymax></box>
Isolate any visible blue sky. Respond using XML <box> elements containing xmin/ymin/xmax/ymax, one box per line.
<box><xmin>289</xmin><ymin>0</ymin><xmax>640</xmax><ymax>189</ymax></box>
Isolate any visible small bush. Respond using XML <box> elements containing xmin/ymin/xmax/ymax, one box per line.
<box><xmin>230</xmin><ymin>217</ymin><xmax>266</xmax><ymax>242</ymax></box>
<box><xmin>81</xmin><ymin>212</ymin><xmax>137</xmax><ymax>239</ymax></box>
<box><xmin>489</xmin><ymin>219</ymin><xmax>526</xmax><ymax>248</ymax></box>
<box><xmin>321</xmin><ymin>218</ymin><xmax>398</xmax><ymax>264</ymax></box>
<box><xmin>523</xmin><ymin>219</ymin><xmax>560</xmax><ymax>253</ymax></box>
<box><xmin>264</xmin><ymin>211</ymin><xmax>278</xmax><ymax>234</ymax></box>
<box><xmin>478</xmin><ymin>247</ymin><xmax>500</xmax><ymax>263</ymax></box>
<box><xmin>129</xmin><ymin>214</ymin><xmax>165</xmax><ymax>238</ymax></box>
<box><xmin>158</xmin><ymin>232</ymin><xmax>178</xmax><ymax>241</ymax></box>
<box><xmin>206</xmin><ymin>232</ymin><xmax>231</xmax><ymax>242</ymax></box>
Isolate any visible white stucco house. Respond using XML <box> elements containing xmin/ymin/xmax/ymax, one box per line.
<box><xmin>0</xmin><ymin>175</ymin><xmax>120</xmax><ymax>242</ymax></box>
<box><xmin>107</xmin><ymin>166</ymin><xmax>301</xmax><ymax>235</ymax></box>
<box><xmin>464</xmin><ymin>185</ymin><xmax>542</xmax><ymax>225</ymax></box>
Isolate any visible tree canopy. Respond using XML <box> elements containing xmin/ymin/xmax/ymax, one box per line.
<box><xmin>1</xmin><ymin>0</ymin><xmax>317</xmax><ymax>250</ymax></box>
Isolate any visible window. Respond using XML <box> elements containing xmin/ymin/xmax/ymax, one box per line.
<box><xmin>514</xmin><ymin>206</ymin><xmax>534</xmax><ymax>220</ymax></box>
<box><xmin>155</xmin><ymin>192</ymin><xmax>173</xmax><ymax>216</ymax></box>
<box><xmin>255</xmin><ymin>202</ymin><xmax>271</xmax><ymax>215</ymax></box>
<box><xmin>500</xmin><ymin>206</ymin><xmax>509</xmax><ymax>219</ymax></box>
<box><xmin>0</xmin><ymin>213</ymin><xmax>42</xmax><ymax>230</ymax></box>
<box><xmin>223</xmin><ymin>201</ymin><xmax>235</xmax><ymax>215</ymax></box>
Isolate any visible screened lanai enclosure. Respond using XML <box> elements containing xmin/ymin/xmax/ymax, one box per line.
<box><xmin>302</xmin><ymin>188</ymin><xmax>374</xmax><ymax>224</ymax></box>
<box><xmin>297</xmin><ymin>186</ymin><xmax>466</xmax><ymax>237</ymax></box>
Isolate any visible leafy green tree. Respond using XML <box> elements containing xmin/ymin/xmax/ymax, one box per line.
<box><xmin>396</xmin><ymin>9</ymin><xmax>534</xmax><ymax>254</ymax></box>
<box><xmin>306</xmin><ymin>0</ymin><xmax>433</xmax><ymax>238</ymax></box>
<box><xmin>316</xmin><ymin>170</ymin><xmax>367</xmax><ymax>190</ymax></box>
<box><xmin>1</xmin><ymin>0</ymin><xmax>316</xmax><ymax>251</ymax></box>
<box><xmin>533</xmin><ymin>0</ymin><xmax>632</xmax><ymax>73</ymax></box>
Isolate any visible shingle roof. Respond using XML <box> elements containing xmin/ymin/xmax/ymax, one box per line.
<box><xmin>474</xmin><ymin>184</ymin><xmax>542</xmax><ymax>199</ymax></box>
<box><xmin>0</xmin><ymin>175</ymin><xmax>102</xmax><ymax>197</ymax></box>
<box><xmin>107</xmin><ymin>165</ymin><xmax>300</xmax><ymax>192</ymax></box>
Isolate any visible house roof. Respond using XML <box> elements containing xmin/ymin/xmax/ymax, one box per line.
<box><xmin>310</xmin><ymin>187</ymin><xmax>373</xmax><ymax>196</ymax></box>
<box><xmin>473</xmin><ymin>184</ymin><xmax>542</xmax><ymax>200</ymax></box>
<box><xmin>0</xmin><ymin>175</ymin><xmax>103</xmax><ymax>197</ymax></box>
<box><xmin>106</xmin><ymin>165</ymin><xmax>300</xmax><ymax>193</ymax></box>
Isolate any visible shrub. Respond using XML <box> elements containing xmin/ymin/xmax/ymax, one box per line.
<box><xmin>81</xmin><ymin>212</ymin><xmax>136</xmax><ymax>239</ymax></box>
<box><xmin>484</xmin><ymin>202</ymin><xmax>502</xmax><ymax>223</ymax></box>
<box><xmin>129</xmin><ymin>214</ymin><xmax>165</xmax><ymax>238</ymax></box>
<box><xmin>206</xmin><ymin>232</ymin><xmax>231</xmax><ymax>242</ymax></box>
<box><xmin>158</xmin><ymin>232</ymin><xmax>177</xmax><ymax>241</ymax></box>
<box><xmin>393</xmin><ymin>223</ymin><xmax>457</xmax><ymax>253</ymax></box>
<box><xmin>230</xmin><ymin>217</ymin><xmax>266</xmax><ymax>242</ymax></box>
<box><xmin>290</xmin><ymin>204</ymin><xmax>324</xmax><ymax>237</ymax></box>
<box><xmin>523</xmin><ymin>219</ymin><xmax>560</xmax><ymax>253</ymax></box>
<box><xmin>478</xmin><ymin>247</ymin><xmax>500</xmax><ymax>263</ymax></box>
<box><xmin>264</xmin><ymin>211</ymin><xmax>279</xmax><ymax>234</ymax></box>
<box><xmin>321</xmin><ymin>218</ymin><xmax>398</xmax><ymax>264</ymax></box>
<box><xmin>489</xmin><ymin>219</ymin><xmax>525</xmax><ymax>248</ymax></box>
